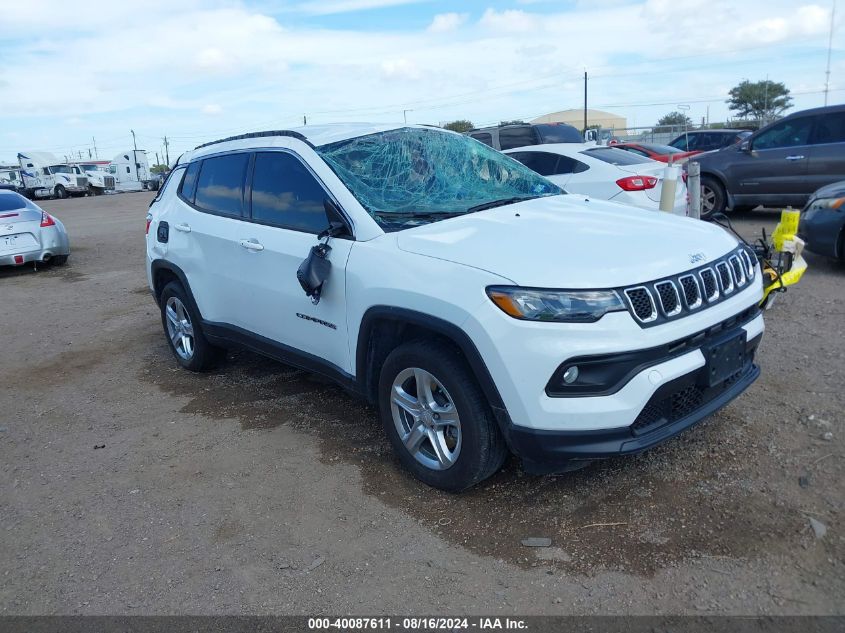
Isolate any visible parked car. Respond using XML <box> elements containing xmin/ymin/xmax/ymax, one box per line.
<box><xmin>669</xmin><ymin>129</ymin><xmax>752</xmax><ymax>153</ymax></box>
<box><xmin>505</xmin><ymin>143</ymin><xmax>687</xmax><ymax>214</ymax></box>
<box><xmin>467</xmin><ymin>122</ymin><xmax>582</xmax><ymax>150</ymax></box>
<box><xmin>609</xmin><ymin>141</ymin><xmax>700</xmax><ymax>163</ymax></box>
<box><xmin>691</xmin><ymin>104</ymin><xmax>845</xmax><ymax>218</ymax></box>
<box><xmin>798</xmin><ymin>180</ymin><xmax>845</xmax><ymax>261</ymax></box>
<box><xmin>0</xmin><ymin>190</ymin><xmax>70</xmax><ymax>267</ymax></box>
<box><xmin>146</xmin><ymin>124</ymin><xmax>764</xmax><ymax>491</ymax></box>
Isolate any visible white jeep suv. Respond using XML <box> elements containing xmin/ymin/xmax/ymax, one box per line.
<box><xmin>145</xmin><ymin>124</ymin><xmax>764</xmax><ymax>491</ymax></box>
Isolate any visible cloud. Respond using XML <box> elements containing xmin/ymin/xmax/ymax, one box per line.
<box><xmin>201</xmin><ymin>104</ymin><xmax>223</xmax><ymax>115</ymax></box>
<box><xmin>479</xmin><ymin>9</ymin><xmax>539</xmax><ymax>32</ymax></box>
<box><xmin>381</xmin><ymin>58</ymin><xmax>422</xmax><ymax>80</ymax></box>
<box><xmin>296</xmin><ymin>0</ymin><xmax>430</xmax><ymax>15</ymax></box>
<box><xmin>427</xmin><ymin>12</ymin><xmax>468</xmax><ymax>33</ymax></box>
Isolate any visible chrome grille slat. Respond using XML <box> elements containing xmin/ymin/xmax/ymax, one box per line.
<box><xmin>716</xmin><ymin>261</ymin><xmax>734</xmax><ymax>294</ymax></box>
<box><xmin>741</xmin><ymin>250</ymin><xmax>755</xmax><ymax>278</ymax></box>
<box><xmin>699</xmin><ymin>267</ymin><xmax>720</xmax><ymax>302</ymax></box>
<box><xmin>679</xmin><ymin>274</ymin><xmax>703</xmax><ymax>309</ymax></box>
<box><xmin>729</xmin><ymin>255</ymin><xmax>746</xmax><ymax>287</ymax></box>
<box><xmin>654</xmin><ymin>280</ymin><xmax>682</xmax><ymax>317</ymax></box>
<box><xmin>624</xmin><ymin>286</ymin><xmax>657</xmax><ymax>323</ymax></box>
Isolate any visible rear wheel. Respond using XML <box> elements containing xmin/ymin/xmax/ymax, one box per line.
<box><xmin>700</xmin><ymin>176</ymin><xmax>726</xmax><ymax>219</ymax></box>
<box><xmin>52</xmin><ymin>255</ymin><xmax>68</xmax><ymax>266</ymax></box>
<box><xmin>54</xmin><ymin>185</ymin><xmax>67</xmax><ymax>199</ymax></box>
<box><xmin>159</xmin><ymin>281</ymin><xmax>221</xmax><ymax>371</ymax></box>
<box><xmin>378</xmin><ymin>340</ymin><xmax>508</xmax><ymax>491</ymax></box>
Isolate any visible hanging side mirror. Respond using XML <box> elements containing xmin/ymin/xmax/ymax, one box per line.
<box><xmin>739</xmin><ymin>140</ymin><xmax>751</xmax><ymax>153</ymax></box>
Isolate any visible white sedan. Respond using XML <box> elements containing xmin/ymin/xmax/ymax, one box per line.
<box><xmin>505</xmin><ymin>143</ymin><xmax>687</xmax><ymax>214</ymax></box>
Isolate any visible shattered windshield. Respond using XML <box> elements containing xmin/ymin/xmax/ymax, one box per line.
<box><xmin>318</xmin><ymin>127</ymin><xmax>561</xmax><ymax>227</ymax></box>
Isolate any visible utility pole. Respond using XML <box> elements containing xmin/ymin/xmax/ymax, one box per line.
<box><xmin>156</xmin><ymin>152</ymin><xmax>160</xmax><ymax>167</ymax></box>
<box><xmin>403</xmin><ymin>109</ymin><xmax>413</xmax><ymax>124</ymax></box>
<box><xmin>131</xmin><ymin>129</ymin><xmax>137</xmax><ymax>152</ymax></box>
<box><xmin>825</xmin><ymin>0</ymin><xmax>836</xmax><ymax>105</ymax></box>
<box><xmin>583</xmin><ymin>71</ymin><xmax>588</xmax><ymax>135</ymax></box>
<box><xmin>88</xmin><ymin>149</ymin><xmax>92</xmax><ymax>159</ymax></box>
<box><xmin>163</xmin><ymin>136</ymin><xmax>170</xmax><ymax>166</ymax></box>
<box><xmin>303</xmin><ymin>115</ymin><xmax>307</xmax><ymax>126</ymax></box>
<box><xmin>92</xmin><ymin>136</ymin><xmax>98</xmax><ymax>159</ymax></box>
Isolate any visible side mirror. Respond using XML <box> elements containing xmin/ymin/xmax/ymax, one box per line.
<box><xmin>739</xmin><ymin>140</ymin><xmax>751</xmax><ymax>153</ymax></box>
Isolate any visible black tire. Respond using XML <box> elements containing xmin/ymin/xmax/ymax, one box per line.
<box><xmin>52</xmin><ymin>255</ymin><xmax>68</xmax><ymax>266</ymax></box>
<box><xmin>700</xmin><ymin>176</ymin><xmax>726</xmax><ymax>219</ymax></box>
<box><xmin>54</xmin><ymin>185</ymin><xmax>67</xmax><ymax>199</ymax></box>
<box><xmin>159</xmin><ymin>281</ymin><xmax>221</xmax><ymax>371</ymax></box>
<box><xmin>378</xmin><ymin>339</ymin><xmax>508</xmax><ymax>491</ymax></box>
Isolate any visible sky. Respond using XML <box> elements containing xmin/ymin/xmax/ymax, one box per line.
<box><xmin>0</xmin><ymin>0</ymin><xmax>841</xmax><ymax>166</ymax></box>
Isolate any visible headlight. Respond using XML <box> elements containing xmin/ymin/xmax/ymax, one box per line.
<box><xmin>486</xmin><ymin>286</ymin><xmax>626</xmax><ymax>322</ymax></box>
<box><xmin>808</xmin><ymin>196</ymin><xmax>845</xmax><ymax>210</ymax></box>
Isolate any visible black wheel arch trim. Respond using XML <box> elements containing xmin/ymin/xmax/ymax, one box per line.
<box><xmin>149</xmin><ymin>260</ymin><xmax>202</xmax><ymax>315</ymax></box>
<box><xmin>356</xmin><ymin>306</ymin><xmax>513</xmax><ymax>432</ymax></box>
<box><xmin>700</xmin><ymin>171</ymin><xmax>735</xmax><ymax>210</ymax></box>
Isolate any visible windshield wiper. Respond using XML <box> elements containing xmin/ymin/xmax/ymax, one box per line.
<box><xmin>373</xmin><ymin>210</ymin><xmax>466</xmax><ymax>222</ymax></box>
<box><xmin>465</xmin><ymin>196</ymin><xmax>538</xmax><ymax>214</ymax></box>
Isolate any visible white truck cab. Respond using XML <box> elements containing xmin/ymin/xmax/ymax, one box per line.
<box><xmin>110</xmin><ymin>150</ymin><xmax>152</xmax><ymax>192</ymax></box>
<box><xmin>74</xmin><ymin>163</ymin><xmax>116</xmax><ymax>195</ymax></box>
<box><xmin>145</xmin><ymin>124</ymin><xmax>764</xmax><ymax>491</ymax></box>
<box><xmin>18</xmin><ymin>151</ymin><xmax>88</xmax><ymax>199</ymax></box>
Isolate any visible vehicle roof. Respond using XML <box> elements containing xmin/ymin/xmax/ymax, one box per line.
<box><xmin>505</xmin><ymin>142</ymin><xmax>627</xmax><ymax>154</ymax></box>
<box><xmin>183</xmin><ymin>123</ymin><xmax>449</xmax><ymax>163</ymax></box>
<box><xmin>680</xmin><ymin>129</ymin><xmax>751</xmax><ymax>134</ymax></box>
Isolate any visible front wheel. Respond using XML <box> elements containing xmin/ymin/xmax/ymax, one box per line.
<box><xmin>54</xmin><ymin>185</ymin><xmax>67</xmax><ymax>199</ymax></box>
<box><xmin>700</xmin><ymin>176</ymin><xmax>726</xmax><ymax>219</ymax></box>
<box><xmin>378</xmin><ymin>340</ymin><xmax>508</xmax><ymax>491</ymax></box>
<box><xmin>159</xmin><ymin>281</ymin><xmax>221</xmax><ymax>371</ymax></box>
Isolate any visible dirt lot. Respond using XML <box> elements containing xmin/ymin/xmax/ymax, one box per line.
<box><xmin>1</xmin><ymin>192</ymin><xmax>842</xmax><ymax>615</ymax></box>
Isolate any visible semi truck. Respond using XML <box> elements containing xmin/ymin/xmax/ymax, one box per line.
<box><xmin>17</xmin><ymin>151</ymin><xmax>88</xmax><ymax>199</ymax></box>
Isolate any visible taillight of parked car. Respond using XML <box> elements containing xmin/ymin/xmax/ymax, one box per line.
<box><xmin>40</xmin><ymin>212</ymin><xmax>55</xmax><ymax>227</ymax></box>
<box><xmin>616</xmin><ymin>176</ymin><xmax>658</xmax><ymax>191</ymax></box>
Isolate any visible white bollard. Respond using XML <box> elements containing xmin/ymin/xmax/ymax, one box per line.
<box><xmin>687</xmin><ymin>161</ymin><xmax>701</xmax><ymax>220</ymax></box>
<box><xmin>659</xmin><ymin>164</ymin><xmax>680</xmax><ymax>214</ymax></box>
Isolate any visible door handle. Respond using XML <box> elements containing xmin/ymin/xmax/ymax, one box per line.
<box><xmin>784</xmin><ymin>155</ymin><xmax>805</xmax><ymax>161</ymax></box>
<box><xmin>239</xmin><ymin>239</ymin><xmax>264</xmax><ymax>252</ymax></box>
<box><xmin>174</xmin><ymin>223</ymin><xmax>191</xmax><ymax>233</ymax></box>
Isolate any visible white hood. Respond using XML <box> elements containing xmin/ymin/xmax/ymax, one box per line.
<box><xmin>396</xmin><ymin>194</ymin><xmax>738</xmax><ymax>288</ymax></box>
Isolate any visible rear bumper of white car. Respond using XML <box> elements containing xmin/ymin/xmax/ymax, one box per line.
<box><xmin>0</xmin><ymin>226</ymin><xmax>69</xmax><ymax>266</ymax></box>
<box><xmin>465</xmin><ymin>280</ymin><xmax>763</xmax><ymax>472</ymax></box>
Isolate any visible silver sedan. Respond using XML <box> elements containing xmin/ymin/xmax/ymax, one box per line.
<box><xmin>0</xmin><ymin>190</ymin><xmax>70</xmax><ymax>267</ymax></box>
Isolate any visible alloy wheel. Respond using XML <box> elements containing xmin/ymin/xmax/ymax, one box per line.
<box><xmin>390</xmin><ymin>367</ymin><xmax>462</xmax><ymax>471</ymax></box>
<box><xmin>165</xmin><ymin>296</ymin><xmax>195</xmax><ymax>361</ymax></box>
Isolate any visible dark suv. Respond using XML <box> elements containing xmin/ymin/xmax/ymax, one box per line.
<box><xmin>669</xmin><ymin>129</ymin><xmax>752</xmax><ymax>153</ymax></box>
<box><xmin>467</xmin><ymin>123</ymin><xmax>583</xmax><ymax>150</ymax></box>
<box><xmin>691</xmin><ymin>105</ymin><xmax>845</xmax><ymax>217</ymax></box>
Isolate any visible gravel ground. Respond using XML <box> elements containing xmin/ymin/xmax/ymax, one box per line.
<box><xmin>0</xmin><ymin>192</ymin><xmax>842</xmax><ymax>615</ymax></box>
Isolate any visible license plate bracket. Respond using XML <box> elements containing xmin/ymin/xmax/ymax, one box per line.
<box><xmin>703</xmin><ymin>333</ymin><xmax>746</xmax><ymax>387</ymax></box>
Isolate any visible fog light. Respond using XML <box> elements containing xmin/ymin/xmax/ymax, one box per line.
<box><xmin>562</xmin><ymin>366</ymin><xmax>579</xmax><ymax>384</ymax></box>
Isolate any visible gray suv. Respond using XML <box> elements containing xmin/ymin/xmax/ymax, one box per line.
<box><xmin>692</xmin><ymin>104</ymin><xmax>845</xmax><ymax>217</ymax></box>
<box><xmin>467</xmin><ymin>123</ymin><xmax>583</xmax><ymax>150</ymax></box>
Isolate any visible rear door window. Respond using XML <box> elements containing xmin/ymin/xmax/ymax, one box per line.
<box><xmin>811</xmin><ymin>111</ymin><xmax>845</xmax><ymax>145</ymax></box>
<box><xmin>194</xmin><ymin>153</ymin><xmax>249</xmax><ymax>216</ymax></box>
<box><xmin>250</xmin><ymin>152</ymin><xmax>329</xmax><ymax>234</ymax></box>
<box><xmin>508</xmin><ymin>152</ymin><xmax>560</xmax><ymax>176</ymax></box>
<box><xmin>498</xmin><ymin>126</ymin><xmax>537</xmax><ymax>150</ymax></box>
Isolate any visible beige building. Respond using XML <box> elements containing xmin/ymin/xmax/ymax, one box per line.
<box><xmin>531</xmin><ymin>109</ymin><xmax>627</xmax><ymax>133</ymax></box>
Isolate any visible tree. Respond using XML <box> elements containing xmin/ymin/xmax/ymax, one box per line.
<box><xmin>655</xmin><ymin>111</ymin><xmax>693</xmax><ymax>132</ymax></box>
<box><xmin>150</xmin><ymin>164</ymin><xmax>169</xmax><ymax>174</ymax></box>
<box><xmin>442</xmin><ymin>120</ymin><xmax>475</xmax><ymax>133</ymax></box>
<box><xmin>727</xmin><ymin>79</ymin><xmax>792</xmax><ymax>122</ymax></box>
<box><xmin>499</xmin><ymin>119</ymin><xmax>526</xmax><ymax>126</ymax></box>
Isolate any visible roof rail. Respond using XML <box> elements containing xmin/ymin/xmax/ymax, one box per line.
<box><xmin>194</xmin><ymin>130</ymin><xmax>313</xmax><ymax>151</ymax></box>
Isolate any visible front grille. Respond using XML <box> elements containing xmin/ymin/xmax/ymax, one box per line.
<box><xmin>679</xmin><ymin>275</ymin><xmax>702</xmax><ymax>309</ymax></box>
<box><xmin>620</xmin><ymin>247</ymin><xmax>755</xmax><ymax>327</ymax></box>
<box><xmin>655</xmin><ymin>280</ymin><xmax>681</xmax><ymax>316</ymax></box>
<box><xmin>76</xmin><ymin>177</ymin><xmax>88</xmax><ymax>187</ymax></box>
<box><xmin>104</xmin><ymin>176</ymin><xmax>115</xmax><ymax>188</ymax></box>
<box><xmin>624</xmin><ymin>287</ymin><xmax>657</xmax><ymax>322</ymax></box>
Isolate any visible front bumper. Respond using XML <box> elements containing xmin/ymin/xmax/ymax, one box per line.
<box><xmin>506</xmin><ymin>330</ymin><xmax>762</xmax><ymax>474</ymax></box>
